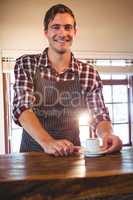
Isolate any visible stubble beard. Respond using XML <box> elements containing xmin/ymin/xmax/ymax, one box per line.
<box><xmin>51</xmin><ymin>36</ymin><xmax>73</xmax><ymax>54</ymax></box>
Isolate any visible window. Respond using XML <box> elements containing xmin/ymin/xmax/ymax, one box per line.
<box><xmin>3</xmin><ymin>71</ymin><xmax>22</xmax><ymax>153</ymax></box>
<box><xmin>10</xmin><ymin>72</ymin><xmax>22</xmax><ymax>152</ymax></box>
<box><xmin>101</xmin><ymin>74</ymin><xmax>131</xmax><ymax>145</ymax></box>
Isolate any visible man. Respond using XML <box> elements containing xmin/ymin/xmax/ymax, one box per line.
<box><xmin>13</xmin><ymin>4</ymin><xmax>122</xmax><ymax>156</ymax></box>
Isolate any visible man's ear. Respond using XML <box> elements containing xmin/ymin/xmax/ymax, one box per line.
<box><xmin>74</xmin><ymin>29</ymin><xmax>77</xmax><ymax>36</ymax></box>
<box><xmin>74</xmin><ymin>27</ymin><xmax>78</xmax><ymax>37</ymax></box>
<box><xmin>44</xmin><ymin>30</ymin><xmax>48</xmax><ymax>38</ymax></box>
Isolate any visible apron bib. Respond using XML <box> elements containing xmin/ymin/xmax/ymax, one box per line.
<box><xmin>20</xmin><ymin>68</ymin><xmax>85</xmax><ymax>152</ymax></box>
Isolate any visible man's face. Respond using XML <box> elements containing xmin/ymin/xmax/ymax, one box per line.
<box><xmin>45</xmin><ymin>13</ymin><xmax>76</xmax><ymax>54</ymax></box>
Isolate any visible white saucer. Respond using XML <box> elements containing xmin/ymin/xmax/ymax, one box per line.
<box><xmin>81</xmin><ymin>147</ymin><xmax>107</xmax><ymax>157</ymax></box>
<box><xmin>84</xmin><ymin>151</ymin><xmax>107</xmax><ymax>157</ymax></box>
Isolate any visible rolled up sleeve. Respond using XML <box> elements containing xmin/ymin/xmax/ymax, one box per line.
<box><xmin>83</xmin><ymin>66</ymin><xmax>110</xmax><ymax>131</ymax></box>
<box><xmin>12</xmin><ymin>55</ymin><xmax>36</xmax><ymax>126</ymax></box>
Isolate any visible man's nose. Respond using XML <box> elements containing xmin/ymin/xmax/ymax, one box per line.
<box><xmin>58</xmin><ymin>26</ymin><xmax>67</xmax><ymax>34</ymax></box>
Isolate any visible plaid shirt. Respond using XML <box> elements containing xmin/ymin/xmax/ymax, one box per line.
<box><xmin>13</xmin><ymin>48</ymin><xmax>110</xmax><ymax>129</ymax></box>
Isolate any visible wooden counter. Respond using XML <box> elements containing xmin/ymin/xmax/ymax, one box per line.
<box><xmin>0</xmin><ymin>148</ymin><xmax>133</xmax><ymax>200</ymax></box>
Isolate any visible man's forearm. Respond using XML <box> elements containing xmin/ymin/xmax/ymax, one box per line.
<box><xmin>19</xmin><ymin>109</ymin><xmax>53</xmax><ymax>148</ymax></box>
<box><xmin>96</xmin><ymin>120</ymin><xmax>113</xmax><ymax>138</ymax></box>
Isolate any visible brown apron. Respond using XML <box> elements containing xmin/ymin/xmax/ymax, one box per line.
<box><xmin>20</xmin><ymin>68</ymin><xmax>85</xmax><ymax>152</ymax></box>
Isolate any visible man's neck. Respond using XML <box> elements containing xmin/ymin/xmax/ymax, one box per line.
<box><xmin>48</xmin><ymin>48</ymin><xmax>71</xmax><ymax>73</ymax></box>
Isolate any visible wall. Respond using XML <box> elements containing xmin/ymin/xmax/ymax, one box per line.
<box><xmin>1</xmin><ymin>0</ymin><xmax>133</xmax><ymax>54</ymax></box>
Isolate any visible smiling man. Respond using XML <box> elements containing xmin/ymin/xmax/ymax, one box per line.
<box><xmin>13</xmin><ymin>4</ymin><xmax>122</xmax><ymax>156</ymax></box>
<box><xmin>45</xmin><ymin>14</ymin><xmax>75</xmax><ymax>54</ymax></box>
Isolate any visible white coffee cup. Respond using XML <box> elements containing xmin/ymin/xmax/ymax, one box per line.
<box><xmin>86</xmin><ymin>138</ymin><xmax>100</xmax><ymax>153</ymax></box>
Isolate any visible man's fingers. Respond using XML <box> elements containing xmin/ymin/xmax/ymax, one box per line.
<box><xmin>101</xmin><ymin>135</ymin><xmax>122</xmax><ymax>153</ymax></box>
<box><xmin>44</xmin><ymin>139</ymin><xmax>75</xmax><ymax>156</ymax></box>
<box><xmin>55</xmin><ymin>140</ymin><xmax>74</xmax><ymax>156</ymax></box>
<box><xmin>61</xmin><ymin>140</ymin><xmax>74</xmax><ymax>155</ymax></box>
<box><xmin>73</xmin><ymin>146</ymin><xmax>81</xmax><ymax>152</ymax></box>
<box><xmin>102</xmin><ymin>137</ymin><xmax>109</xmax><ymax>150</ymax></box>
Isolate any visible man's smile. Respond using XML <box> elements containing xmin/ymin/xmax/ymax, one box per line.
<box><xmin>53</xmin><ymin>36</ymin><xmax>72</xmax><ymax>44</ymax></box>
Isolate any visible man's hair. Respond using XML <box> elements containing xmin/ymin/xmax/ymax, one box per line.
<box><xmin>43</xmin><ymin>4</ymin><xmax>76</xmax><ymax>31</ymax></box>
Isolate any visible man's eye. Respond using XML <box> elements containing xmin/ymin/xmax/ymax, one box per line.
<box><xmin>64</xmin><ymin>25</ymin><xmax>73</xmax><ymax>31</ymax></box>
<box><xmin>51</xmin><ymin>25</ymin><xmax>60</xmax><ymax>30</ymax></box>
<box><xmin>50</xmin><ymin>24</ymin><xmax>74</xmax><ymax>31</ymax></box>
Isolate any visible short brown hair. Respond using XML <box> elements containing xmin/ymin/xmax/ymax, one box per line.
<box><xmin>43</xmin><ymin>4</ymin><xmax>76</xmax><ymax>31</ymax></box>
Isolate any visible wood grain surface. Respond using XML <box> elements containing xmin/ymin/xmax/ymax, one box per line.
<box><xmin>0</xmin><ymin>148</ymin><xmax>133</xmax><ymax>200</ymax></box>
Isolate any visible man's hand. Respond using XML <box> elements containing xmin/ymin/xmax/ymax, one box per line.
<box><xmin>19</xmin><ymin>109</ymin><xmax>80</xmax><ymax>156</ymax></box>
<box><xmin>96</xmin><ymin>121</ymin><xmax>122</xmax><ymax>153</ymax></box>
<box><xmin>43</xmin><ymin>137</ymin><xmax>78</xmax><ymax>156</ymax></box>
<box><xmin>101</xmin><ymin>134</ymin><xmax>122</xmax><ymax>153</ymax></box>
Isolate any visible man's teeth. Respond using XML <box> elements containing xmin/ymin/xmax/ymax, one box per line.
<box><xmin>57</xmin><ymin>40</ymin><xmax>66</xmax><ymax>42</ymax></box>
<box><xmin>54</xmin><ymin>39</ymin><xmax>70</xmax><ymax>42</ymax></box>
